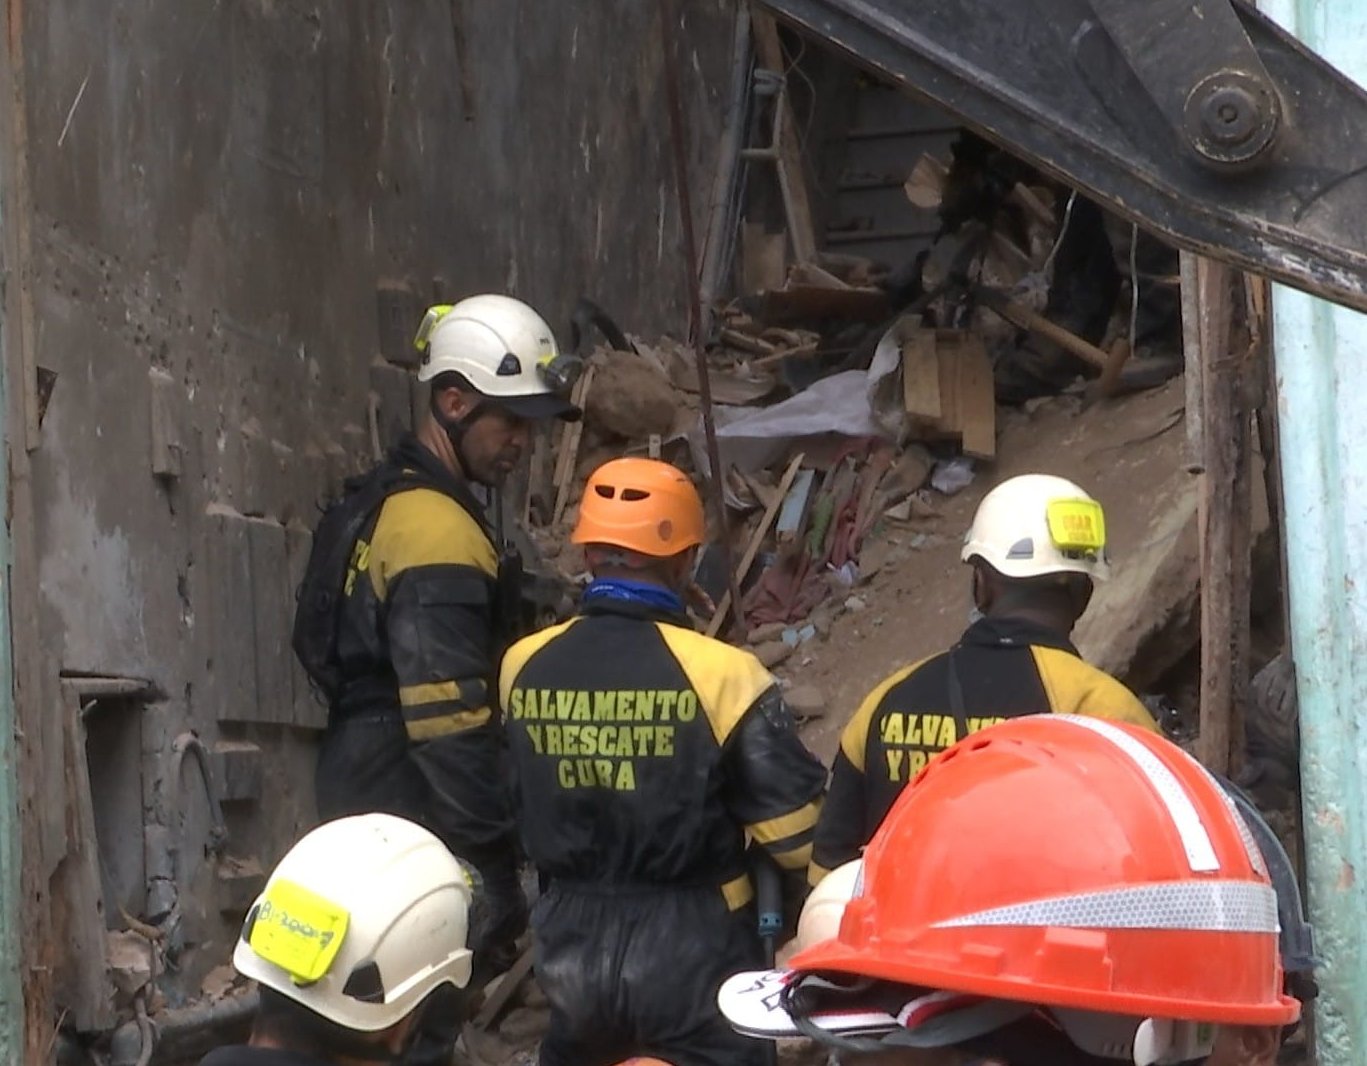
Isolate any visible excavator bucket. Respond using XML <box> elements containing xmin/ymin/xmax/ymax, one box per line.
<box><xmin>759</xmin><ymin>0</ymin><xmax>1367</xmax><ymax>313</ymax></box>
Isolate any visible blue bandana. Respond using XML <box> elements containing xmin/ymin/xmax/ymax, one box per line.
<box><xmin>582</xmin><ymin>577</ymin><xmax>685</xmax><ymax>615</ymax></box>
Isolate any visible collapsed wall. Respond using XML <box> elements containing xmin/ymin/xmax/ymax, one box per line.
<box><xmin>6</xmin><ymin>0</ymin><xmax>736</xmax><ymax>1052</ymax></box>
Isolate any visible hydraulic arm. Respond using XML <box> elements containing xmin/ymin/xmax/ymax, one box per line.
<box><xmin>761</xmin><ymin>0</ymin><xmax>1367</xmax><ymax>312</ymax></box>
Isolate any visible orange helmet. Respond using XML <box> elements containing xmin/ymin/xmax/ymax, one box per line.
<box><xmin>719</xmin><ymin>716</ymin><xmax>1298</xmax><ymax>1063</ymax></box>
<box><xmin>572</xmin><ymin>459</ymin><xmax>704</xmax><ymax>558</ymax></box>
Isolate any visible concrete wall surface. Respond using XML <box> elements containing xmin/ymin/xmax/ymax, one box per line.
<box><xmin>4</xmin><ymin>0</ymin><xmax>735</xmax><ymax>1051</ymax></box>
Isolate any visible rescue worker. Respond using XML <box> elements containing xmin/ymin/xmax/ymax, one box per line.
<box><xmin>719</xmin><ymin>715</ymin><xmax>1303</xmax><ymax>1066</ymax></box>
<box><xmin>498</xmin><ymin>458</ymin><xmax>827</xmax><ymax>1066</ymax></box>
<box><xmin>294</xmin><ymin>295</ymin><xmax>579</xmax><ymax>1062</ymax></box>
<box><xmin>201</xmin><ymin>813</ymin><xmax>479</xmax><ymax>1066</ymax></box>
<box><xmin>811</xmin><ymin>473</ymin><xmax>1157</xmax><ymax>881</ymax></box>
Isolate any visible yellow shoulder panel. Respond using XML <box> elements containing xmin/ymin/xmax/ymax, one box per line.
<box><xmin>497</xmin><ymin>617</ymin><xmax>583</xmax><ymax>710</ymax></box>
<box><xmin>656</xmin><ymin>624</ymin><xmax>776</xmax><ymax>745</ymax></box>
<box><xmin>1031</xmin><ymin>645</ymin><xmax>1159</xmax><ymax>732</ymax></box>
<box><xmin>839</xmin><ymin>655</ymin><xmax>935</xmax><ymax>771</ymax></box>
<box><xmin>368</xmin><ymin>487</ymin><xmax>497</xmax><ymax>598</ymax></box>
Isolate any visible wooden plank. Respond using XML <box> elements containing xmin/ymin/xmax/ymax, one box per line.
<box><xmin>977</xmin><ymin>288</ymin><xmax>1109</xmax><ymax>371</ymax></box>
<box><xmin>720</xmin><ymin>327</ymin><xmax>777</xmax><ymax>356</ymax></box>
<box><xmin>52</xmin><ymin>682</ymin><xmax>115</xmax><ymax>1031</ymax></box>
<box><xmin>955</xmin><ymin>334</ymin><xmax>997</xmax><ymax>460</ymax></box>
<box><xmin>706</xmin><ymin>454</ymin><xmax>805</xmax><ymax>638</ymax></box>
<box><xmin>758</xmin><ymin>284</ymin><xmax>889</xmax><ymax>325</ymax></box>
<box><xmin>751</xmin><ymin>8</ymin><xmax>818</xmax><ymax>264</ymax></box>
<box><xmin>901</xmin><ymin>329</ymin><xmax>941</xmax><ymax>421</ymax></box>
<box><xmin>472</xmin><ymin>946</ymin><xmax>536</xmax><ymax>1031</ymax></box>
<box><xmin>552</xmin><ymin>366</ymin><xmax>596</xmax><ymax>526</ymax></box>
<box><xmin>1180</xmin><ymin>251</ymin><xmax>1206</xmax><ymax>474</ymax></box>
<box><xmin>787</xmin><ymin>262</ymin><xmax>850</xmax><ymax>290</ymax></box>
<box><xmin>1186</xmin><ymin>257</ymin><xmax>1253</xmax><ymax>776</ymax></box>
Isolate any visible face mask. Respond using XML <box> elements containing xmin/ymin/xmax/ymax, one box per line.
<box><xmin>968</xmin><ymin>606</ymin><xmax>985</xmax><ymax>625</ymax></box>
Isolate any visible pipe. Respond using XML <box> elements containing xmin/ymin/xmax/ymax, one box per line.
<box><xmin>658</xmin><ymin>0</ymin><xmax>748</xmax><ymax>634</ymax></box>
<box><xmin>698</xmin><ymin>5</ymin><xmax>753</xmax><ymax>340</ymax></box>
<box><xmin>110</xmin><ymin>990</ymin><xmax>259</xmax><ymax>1066</ymax></box>
<box><xmin>1261</xmin><ymin>5</ymin><xmax>1367</xmax><ymax>1064</ymax></box>
<box><xmin>0</xmin><ymin>131</ymin><xmax>25</xmax><ymax>1065</ymax></box>
<box><xmin>172</xmin><ymin>732</ymin><xmax>229</xmax><ymax>854</ymax></box>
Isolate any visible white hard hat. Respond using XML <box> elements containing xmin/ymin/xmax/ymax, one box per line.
<box><xmin>233</xmin><ymin>814</ymin><xmax>476</xmax><ymax>1032</ymax></box>
<box><xmin>794</xmin><ymin>860</ymin><xmax>863</xmax><ymax>954</ymax></box>
<box><xmin>414</xmin><ymin>294</ymin><xmax>580</xmax><ymax>421</ymax></box>
<box><xmin>960</xmin><ymin>473</ymin><xmax>1110</xmax><ymax>581</ymax></box>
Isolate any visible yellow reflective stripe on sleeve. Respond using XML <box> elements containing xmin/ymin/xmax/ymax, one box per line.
<box><xmin>368</xmin><ymin>487</ymin><xmax>497</xmax><ymax>600</ymax></box>
<box><xmin>720</xmin><ymin>873</ymin><xmax>755</xmax><ymax>911</ymax></box>
<box><xmin>399</xmin><ymin>681</ymin><xmax>462</xmax><ymax>707</ymax></box>
<box><xmin>655</xmin><ymin>624</ymin><xmax>774</xmax><ymax>745</ymax></box>
<box><xmin>405</xmin><ymin>707</ymin><xmax>492</xmax><ymax>740</ymax></box>
<box><xmin>1031</xmin><ymin>646</ymin><xmax>1159</xmax><ymax>732</ymax></box>
<box><xmin>749</xmin><ymin>801</ymin><xmax>820</xmax><ymax>847</ymax></box>
<box><xmin>808</xmin><ymin>861</ymin><xmax>832</xmax><ymax>888</ymax></box>
<box><xmin>497</xmin><ymin>617</ymin><xmax>583</xmax><ymax>711</ymax></box>
<box><xmin>771</xmin><ymin>842</ymin><xmax>814</xmax><ymax>871</ymax></box>
<box><xmin>840</xmin><ymin>655</ymin><xmax>935</xmax><ymax>772</ymax></box>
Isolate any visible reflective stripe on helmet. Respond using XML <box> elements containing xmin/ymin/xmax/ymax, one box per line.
<box><xmin>933</xmin><ymin>879</ymin><xmax>1279</xmax><ymax>933</ymax></box>
<box><xmin>1054</xmin><ymin>715</ymin><xmax>1219</xmax><ymax>872</ymax></box>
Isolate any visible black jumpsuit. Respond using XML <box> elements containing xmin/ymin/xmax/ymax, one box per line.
<box><xmin>810</xmin><ymin>615</ymin><xmax>1157</xmax><ymax>882</ymax></box>
<box><xmin>499</xmin><ymin>598</ymin><xmax>827</xmax><ymax>1066</ymax></box>
<box><xmin>310</xmin><ymin>435</ymin><xmax>522</xmax><ymax>1063</ymax></box>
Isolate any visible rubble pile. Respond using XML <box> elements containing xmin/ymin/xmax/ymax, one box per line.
<box><xmin>521</xmin><ymin>132</ymin><xmax>1186</xmax><ymax>669</ymax></box>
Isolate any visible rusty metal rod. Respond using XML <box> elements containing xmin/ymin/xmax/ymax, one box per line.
<box><xmin>659</xmin><ymin>0</ymin><xmax>747</xmax><ymax>635</ymax></box>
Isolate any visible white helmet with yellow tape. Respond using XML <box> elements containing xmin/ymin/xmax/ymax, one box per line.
<box><xmin>413</xmin><ymin>294</ymin><xmax>581</xmax><ymax>421</ymax></box>
<box><xmin>233</xmin><ymin>813</ymin><xmax>476</xmax><ymax>1032</ymax></box>
<box><xmin>961</xmin><ymin>473</ymin><xmax>1110</xmax><ymax>581</ymax></box>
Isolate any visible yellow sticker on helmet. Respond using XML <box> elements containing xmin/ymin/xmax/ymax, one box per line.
<box><xmin>1046</xmin><ymin>497</ymin><xmax>1106</xmax><ymax>554</ymax></box>
<box><xmin>248</xmin><ymin>879</ymin><xmax>349</xmax><ymax>985</ymax></box>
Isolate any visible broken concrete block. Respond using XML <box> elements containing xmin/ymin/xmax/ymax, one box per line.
<box><xmin>376</xmin><ymin>283</ymin><xmax>422</xmax><ymax>368</ymax></box>
<box><xmin>107</xmin><ymin>931</ymin><xmax>153</xmax><ymax>999</ymax></box>
<box><xmin>212</xmin><ymin>741</ymin><xmax>263</xmax><ymax>803</ymax></box>
<box><xmin>785</xmin><ymin>685</ymin><xmax>827</xmax><ymax>719</ymax></box>
<box><xmin>747</xmin><ymin>621</ymin><xmax>788</xmax><ymax>645</ymax></box>
<box><xmin>881</xmin><ymin>445</ymin><xmax>933</xmax><ymax>503</ymax></box>
<box><xmin>370</xmin><ymin>362</ymin><xmax>414</xmax><ymax>452</ymax></box>
<box><xmin>149</xmin><ymin>367</ymin><xmax>183</xmax><ymax>480</ymax></box>
<box><xmin>584</xmin><ymin>350</ymin><xmax>677</xmax><ymax>440</ymax></box>
<box><xmin>844</xmin><ymin>595</ymin><xmax>868</xmax><ymax>612</ymax></box>
<box><xmin>753</xmin><ymin>641</ymin><xmax>794</xmax><ymax>669</ymax></box>
<box><xmin>217</xmin><ymin>855</ymin><xmax>266</xmax><ymax>917</ymax></box>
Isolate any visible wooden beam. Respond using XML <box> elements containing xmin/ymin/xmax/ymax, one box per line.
<box><xmin>551</xmin><ymin>366</ymin><xmax>596</xmax><ymax>526</ymax></box>
<box><xmin>471</xmin><ymin>946</ymin><xmax>535</xmax><ymax>1031</ymax></box>
<box><xmin>706</xmin><ymin>453</ymin><xmax>804</xmax><ymax>638</ymax></box>
<box><xmin>977</xmin><ymin>288</ymin><xmax>1109</xmax><ymax>371</ymax></box>
<box><xmin>750</xmin><ymin>8</ymin><xmax>818</xmax><ymax>264</ymax></box>
<box><xmin>1184</xmin><ymin>257</ymin><xmax>1253</xmax><ymax>775</ymax></box>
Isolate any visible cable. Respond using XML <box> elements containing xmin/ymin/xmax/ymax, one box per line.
<box><xmin>1041</xmin><ymin>189</ymin><xmax>1078</xmax><ymax>276</ymax></box>
<box><xmin>1126</xmin><ymin>222</ymin><xmax>1137</xmax><ymax>347</ymax></box>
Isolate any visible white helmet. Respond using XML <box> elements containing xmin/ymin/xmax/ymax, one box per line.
<box><xmin>794</xmin><ymin>861</ymin><xmax>863</xmax><ymax>953</ymax></box>
<box><xmin>233</xmin><ymin>814</ymin><xmax>476</xmax><ymax>1032</ymax></box>
<box><xmin>961</xmin><ymin>473</ymin><xmax>1110</xmax><ymax>581</ymax></box>
<box><xmin>413</xmin><ymin>294</ymin><xmax>580</xmax><ymax>421</ymax></box>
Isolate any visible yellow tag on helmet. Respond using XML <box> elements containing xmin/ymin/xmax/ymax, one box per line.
<box><xmin>247</xmin><ymin>879</ymin><xmax>350</xmax><ymax>985</ymax></box>
<box><xmin>1045</xmin><ymin>497</ymin><xmax>1106</xmax><ymax>554</ymax></box>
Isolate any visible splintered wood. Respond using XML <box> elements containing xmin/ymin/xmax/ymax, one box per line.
<box><xmin>900</xmin><ymin>329</ymin><xmax>996</xmax><ymax>459</ymax></box>
<box><xmin>551</xmin><ymin>365</ymin><xmax>597</xmax><ymax>526</ymax></box>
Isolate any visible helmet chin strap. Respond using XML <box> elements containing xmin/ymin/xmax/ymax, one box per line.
<box><xmin>434</xmin><ymin>400</ymin><xmax>488</xmax><ymax>483</ymax></box>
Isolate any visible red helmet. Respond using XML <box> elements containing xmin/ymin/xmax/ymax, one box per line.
<box><xmin>719</xmin><ymin>716</ymin><xmax>1298</xmax><ymax>1062</ymax></box>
